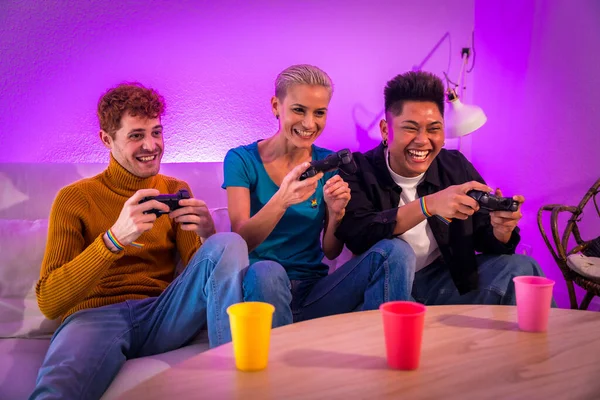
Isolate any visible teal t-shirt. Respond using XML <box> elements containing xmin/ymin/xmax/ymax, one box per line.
<box><xmin>222</xmin><ymin>141</ymin><xmax>337</xmax><ymax>280</ymax></box>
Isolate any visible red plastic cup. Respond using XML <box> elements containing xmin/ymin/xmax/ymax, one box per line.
<box><xmin>513</xmin><ymin>276</ymin><xmax>555</xmax><ymax>332</ymax></box>
<box><xmin>380</xmin><ymin>301</ymin><xmax>426</xmax><ymax>370</ymax></box>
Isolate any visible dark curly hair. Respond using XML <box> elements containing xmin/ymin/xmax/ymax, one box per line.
<box><xmin>384</xmin><ymin>71</ymin><xmax>445</xmax><ymax>117</ymax></box>
<box><xmin>97</xmin><ymin>82</ymin><xmax>165</xmax><ymax>137</ymax></box>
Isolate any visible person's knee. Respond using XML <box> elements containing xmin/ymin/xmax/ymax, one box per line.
<box><xmin>370</xmin><ymin>238</ymin><xmax>417</xmax><ymax>272</ymax></box>
<box><xmin>503</xmin><ymin>254</ymin><xmax>544</xmax><ymax>277</ymax></box>
<box><xmin>203</xmin><ymin>232</ymin><xmax>248</xmax><ymax>258</ymax></box>
<box><xmin>244</xmin><ymin>261</ymin><xmax>292</xmax><ymax>327</ymax></box>
<box><xmin>199</xmin><ymin>232</ymin><xmax>248</xmax><ymax>275</ymax></box>
<box><xmin>244</xmin><ymin>261</ymin><xmax>290</xmax><ymax>294</ymax></box>
<box><xmin>480</xmin><ymin>254</ymin><xmax>544</xmax><ymax>292</ymax></box>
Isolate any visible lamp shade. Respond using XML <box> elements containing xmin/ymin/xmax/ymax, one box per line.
<box><xmin>444</xmin><ymin>96</ymin><xmax>487</xmax><ymax>138</ymax></box>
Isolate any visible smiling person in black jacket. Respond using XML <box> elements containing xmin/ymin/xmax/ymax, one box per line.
<box><xmin>336</xmin><ymin>71</ymin><xmax>549</xmax><ymax>305</ymax></box>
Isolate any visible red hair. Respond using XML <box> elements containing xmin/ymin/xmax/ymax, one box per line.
<box><xmin>97</xmin><ymin>82</ymin><xmax>165</xmax><ymax>137</ymax></box>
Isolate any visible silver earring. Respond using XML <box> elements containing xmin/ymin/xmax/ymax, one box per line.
<box><xmin>382</xmin><ymin>139</ymin><xmax>388</xmax><ymax>147</ymax></box>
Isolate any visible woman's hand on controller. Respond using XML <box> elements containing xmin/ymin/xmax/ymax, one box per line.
<box><xmin>109</xmin><ymin>189</ymin><xmax>170</xmax><ymax>246</ymax></box>
<box><xmin>275</xmin><ymin>162</ymin><xmax>323</xmax><ymax>209</ymax></box>
<box><xmin>170</xmin><ymin>198</ymin><xmax>216</xmax><ymax>240</ymax></box>
<box><xmin>323</xmin><ymin>175</ymin><xmax>351</xmax><ymax>219</ymax></box>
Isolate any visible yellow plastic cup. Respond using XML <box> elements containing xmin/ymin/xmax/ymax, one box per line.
<box><xmin>227</xmin><ymin>301</ymin><xmax>275</xmax><ymax>371</ymax></box>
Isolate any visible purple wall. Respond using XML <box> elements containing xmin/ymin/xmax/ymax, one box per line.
<box><xmin>1</xmin><ymin>0</ymin><xmax>473</xmax><ymax>163</ymax></box>
<box><xmin>473</xmin><ymin>0</ymin><xmax>600</xmax><ymax>308</ymax></box>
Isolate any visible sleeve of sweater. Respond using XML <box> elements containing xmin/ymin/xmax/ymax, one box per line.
<box><xmin>36</xmin><ymin>185</ymin><xmax>124</xmax><ymax>320</ymax></box>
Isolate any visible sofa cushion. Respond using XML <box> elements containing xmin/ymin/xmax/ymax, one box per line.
<box><xmin>0</xmin><ymin>298</ymin><xmax>59</xmax><ymax>339</ymax></box>
<box><xmin>0</xmin><ymin>338</ymin><xmax>50</xmax><ymax>400</ymax></box>
<box><xmin>0</xmin><ymin>219</ymin><xmax>60</xmax><ymax>339</ymax></box>
<box><xmin>101</xmin><ymin>333</ymin><xmax>209</xmax><ymax>400</ymax></box>
<box><xmin>210</xmin><ymin>207</ymin><xmax>231</xmax><ymax>234</ymax></box>
<box><xmin>0</xmin><ymin>219</ymin><xmax>48</xmax><ymax>299</ymax></box>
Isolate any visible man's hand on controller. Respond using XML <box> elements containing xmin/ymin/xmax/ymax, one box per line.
<box><xmin>169</xmin><ymin>197</ymin><xmax>216</xmax><ymax>241</ymax></box>
<box><xmin>490</xmin><ymin>188</ymin><xmax>524</xmax><ymax>244</ymax></box>
<box><xmin>426</xmin><ymin>181</ymin><xmax>492</xmax><ymax>221</ymax></box>
<box><xmin>104</xmin><ymin>189</ymin><xmax>169</xmax><ymax>251</ymax></box>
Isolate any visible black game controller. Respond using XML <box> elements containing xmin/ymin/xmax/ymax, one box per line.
<box><xmin>467</xmin><ymin>190</ymin><xmax>519</xmax><ymax>212</ymax></box>
<box><xmin>139</xmin><ymin>189</ymin><xmax>190</xmax><ymax>217</ymax></box>
<box><xmin>299</xmin><ymin>149</ymin><xmax>358</xmax><ymax>181</ymax></box>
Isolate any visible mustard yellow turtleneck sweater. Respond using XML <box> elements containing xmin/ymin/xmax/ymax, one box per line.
<box><xmin>36</xmin><ymin>155</ymin><xmax>201</xmax><ymax>321</ymax></box>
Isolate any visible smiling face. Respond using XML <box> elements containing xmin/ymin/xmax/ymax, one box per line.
<box><xmin>100</xmin><ymin>112</ymin><xmax>164</xmax><ymax>178</ymax></box>
<box><xmin>271</xmin><ymin>84</ymin><xmax>331</xmax><ymax>150</ymax></box>
<box><xmin>381</xmin><ymin>100</ymin><xmax>445</xmax><ymax>177</ymax></box>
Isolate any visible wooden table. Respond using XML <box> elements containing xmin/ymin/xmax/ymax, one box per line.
<box><xmin>121</xmin><ymin>305</ymin><xmax>600</xmax><ymax>399</ymax></box>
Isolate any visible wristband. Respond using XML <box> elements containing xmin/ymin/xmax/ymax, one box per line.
<box><xmin>419</xmin><ymin>197</ymin><xmax>433</xmax><ymax>218</ymax></box>
<box><xmin>420</xmin><ymin>197</ymin><xmax>452</xmax><ymax>225</ymax></box>
<box><xmin>107</xmin><ymin>229</ymin><xmax>144</xmax><ymax>251</ymax></box>
<box><xmin>106</xmin><ymin>229</ymin><xmax>124</xmax><ymax>251</ymax></box>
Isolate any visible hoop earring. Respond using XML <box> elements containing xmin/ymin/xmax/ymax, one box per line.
<box><xmin>382</xmin><ymin>139</ymin><xmax>388</xmax><ymax>147</ymax></box>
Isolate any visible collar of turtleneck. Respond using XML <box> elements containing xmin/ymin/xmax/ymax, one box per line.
<box><xmin>102</xmin><ymin>153</ymin><xmax>158</xmax><ymax>197</ymax></box>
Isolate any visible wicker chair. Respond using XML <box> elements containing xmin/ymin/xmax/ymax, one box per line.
<box><xmin>537</xmin><ymin>178</ymin><xmax>600</xmax><ymax>310</ymax></box>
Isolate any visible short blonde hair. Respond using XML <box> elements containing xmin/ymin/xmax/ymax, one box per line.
<box><xmin>275</xmin><ymin>64</ymin><xmax>333</xmax><ymax>100</ymax></box>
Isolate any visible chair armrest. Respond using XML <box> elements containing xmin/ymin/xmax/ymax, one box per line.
<box><xmin>537</xmin><ymin>204</ymin><xmax>579</xmax><ymax>262</ymax></box>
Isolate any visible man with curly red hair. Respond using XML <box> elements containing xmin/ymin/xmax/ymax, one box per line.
<box><xmin>31</xmin><ymin>83</ymin><xmax>248</xmax><ymax>399</ymax></box>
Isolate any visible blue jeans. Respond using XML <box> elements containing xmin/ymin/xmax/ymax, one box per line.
<box><xmin>243</xmin><ymin>238</ymin><xmax>416</xmax><ymax>327</ymax></box>
<box><xmin>411</xmin><ymin>254</ymin><xmax>554</xmax><ymax>305</ymax></box>
<box><xmin>30</xmin><ymin>232</ymin><xmax>248</xmax><ymax>400</ymax></box>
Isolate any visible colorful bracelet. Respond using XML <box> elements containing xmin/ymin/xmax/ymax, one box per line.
<box><xmin>106</xmin><ymin>229</ymin><xmax>124</xmax><ymax>251</ymax></box>
<box><xmin>420</xmin><ymin>197</ymin><xmax>452</xmax><ymax>225</ymax></box>
<box><xmin>419</xmin><ymin>197</ymin><xmax>433</xmax><ymax>218</ymax></box>
<box><xmin>130</xmin><ymin>240</ymin><xmax>144</xmax><ymax>248</ymax></box>
<box><xmin>106</xmin><ymin>229</ymin><xmax>144</xmax><ymax>251</ymax></box>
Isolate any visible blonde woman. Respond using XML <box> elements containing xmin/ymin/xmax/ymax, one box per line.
<box><xmin>223</xmin><ymin>65</ymin><xmax>414</xmax><ymax>327</ymax></box>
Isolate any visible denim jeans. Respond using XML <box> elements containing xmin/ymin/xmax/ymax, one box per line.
<box><xmin>243</xmin><ymin>238</ymin><xmax>416</xmax><ymax>327</ymax></box>
<box><xmin>411</xmin><ymin>254</ymin><xmax>554</xmax><ymax>306</ymax></box>
<box><xmin>30</xmin><ymin>232</ymin><xmax>248</xmax><ymax>400</ymax></box>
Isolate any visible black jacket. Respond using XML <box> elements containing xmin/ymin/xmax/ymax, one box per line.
<box><xmin>335</xmin><ymin>144</ymin><xmax>519</xmax><ymax>294</ymax></box>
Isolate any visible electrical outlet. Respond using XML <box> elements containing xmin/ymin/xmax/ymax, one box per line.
<box><xmin>517</xmin><ymin>243</ymin><xmax>533</xmax><ymax>257</ymax></box>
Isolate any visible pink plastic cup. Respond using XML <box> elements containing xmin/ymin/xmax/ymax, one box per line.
<box><xmin>513</xmin><ymin>276</ymin><xmax>555</xmax><ymax>332</ymax></box>
<box><xmin>380</xmin><ymin>301</ymin><xmax>426</xmax><ymax>370</ymax></box>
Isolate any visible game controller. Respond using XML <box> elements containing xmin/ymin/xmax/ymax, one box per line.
<box><xmin>299</xmin><ymin>149</ymin><xmax>358</xmax><ymax>181</ymax></box>
<box><xmin>139</xmin><ymin>189</ymin><xmax>190</xmax><ymax>217</ymax></box>
<box><xmin>467</xmin><ymin>190</ymin><xmax>519</xmax><ymax>212</ymax></box>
